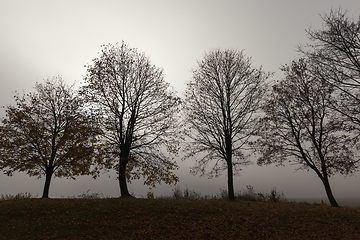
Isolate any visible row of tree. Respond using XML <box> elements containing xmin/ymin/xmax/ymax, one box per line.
<box><xmin>0</xmin><ymin>9</ymin><xmax>359</xmax><ymax>206</ymax></box>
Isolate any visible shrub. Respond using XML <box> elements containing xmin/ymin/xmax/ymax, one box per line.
<box><xmin>235</xmin><ymin>185</ymin><xmax>257</xmax><ymax>201</ymax></box>
<box><xmin>147</xmin><ymin>191</ymin><xmax>154</xmax><ymax>199</ymax></box>
<box><xmin>166</xmin><ymin>185</ymin><xmax>287</xmax><ymax>202</ymax></box>
<box><xmin>235</xmin><ymin>186</ymin><xmax>287</xmax><ymax>202</ymax></box>
<box><xmin>188</xmin><ymin>189</ymin><xmax>202</xmax><ymax>200</ymax></box>
<box><xmin>76</xmin><ymin>189</ymin><xmax>106</xmax><ymax>199</ymax></box>
<box><xmin>172</xmin><ymin>186</ymin><xmax>183</xmax><ymax>199</ymax></box>
<box><xmin>244</xmin><ymin>185</ymin><xmax>257</xmax><ymax>201</ymax></box>
<box><xmin>171</xmin><ymin>186</ymin><xmax>202</xmax><ymax>200</ymax></box>
<box><xmin>270</xmin><ymin>188</ymin><xmax>279</xmax><ymax>202</ymax></box>
<box><xmin>257</xmin><ymin>188</ymin><xmax>287</xmax><ymax>202</ymax></box>
<box><xmin>0</xmin><ymin>192</ymin><xmax>33</xmax><ymax>201</ymax></box>
<box><xmin>218</xmin><ymin>188</ymin><xmax>229</xmax><ymax>199</ymax></box>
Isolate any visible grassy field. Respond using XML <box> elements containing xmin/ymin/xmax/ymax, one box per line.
<box><xmin>1</xmin><ymin>198</ymin><xmax>360</xmax><ymax>239</ymax></box>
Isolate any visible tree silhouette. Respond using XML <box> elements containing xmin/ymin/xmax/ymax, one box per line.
<box><xmin>183</xmin><ymin>49</ymin><xmax>269</xmax><ymax>200</ymax></box>
<box><xmin>0</xmin><ymin>76</ymin><xmax>102</xmax><ymax>198</ymax></box>
<box><xmin>255</xmin><ymin>59</ymin><xmax>359</xmax><ymax>207</ymax></box>
<box><xmin>82</xmin><ymin>42</ymin><xmax>181</xmax><ymax>197</ymax></box>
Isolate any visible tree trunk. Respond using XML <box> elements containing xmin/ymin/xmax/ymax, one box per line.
<box><xmin>225</xmin><ymin>130</ymin><xmax>235</xmax><ymax>201</ymax></box>
<box><xmin>41</xmin><ymin>170</ymin><xmax>53</xmax><ymax>198</ymax></box>
<box><xmin>227</xmin><ymin>159</ymin><xmax>235</xmax><ymax>200</ymax></box>
<box><xmin>321</xmin><ymin>176</ymin><xmax>338</xmax><ymax>207</ymax></box>
<box><xmin>118</xmin><ymin>156</ymin><xmax>131</xmax><ymax>197</ymax></box>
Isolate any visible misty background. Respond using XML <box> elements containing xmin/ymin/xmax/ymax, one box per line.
<box><xmin>1</xmin><ymin>0</ymin><xmax>360</xmax><ymax>200</ymax></box>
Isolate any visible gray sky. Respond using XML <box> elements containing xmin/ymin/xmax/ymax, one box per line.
<box><xmin>1</xmin><ymin>0</ymin><xmax>360</xmax><ymax>199</ymax></box>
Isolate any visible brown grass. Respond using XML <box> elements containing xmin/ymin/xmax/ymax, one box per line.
<box><xmin>1</xmin><ymin>198</ymin><xmax>360</xmax><ymax>239</ymax></box>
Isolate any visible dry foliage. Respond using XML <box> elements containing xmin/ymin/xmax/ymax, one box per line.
<box><xmin>0</xmin><ymin>77</ymin><xmax>102</xmax><ymax>198</ymax></box>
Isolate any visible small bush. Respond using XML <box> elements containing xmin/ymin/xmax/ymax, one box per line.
<box><xmin>188</xmin><ymin>189</ymin><xmax>202</xmax><ymax>199</ymax></box>
<box><xmin>218</xmin><ymin>188</ymin><xmax>228</xmax><ymax>199</ymax></box>
<box><xmin>244</xmin><ymin>185</ymin><xmax>257</xmax><ymax>201</ymax></box>
<box><xmin>183</xmin><ymin>186</ymin><xmax>189</xmax><ymax>199</ymax></box>
<box><xmin>172</xmin><ymin>186</ymin><xmax>183</xmax><ymax>199</ymax></box>
<box><xmin>76</xmin><ymin>189</ymin><xmax>106</xmax><ymax>199</ymax></box>
<box><xmin>0</xmin><ymin>192</ymin><xmax>33</xmax><ymax>201</ymax></box>
<box><xmin>235</xmin><ymin>185</ymin><xmax>257</xmax><ymax>201</ymax></box>
<box><xmin>147</xmin><ymin>191</ymin><xmax>154</xmax><ymax>199</ymax></box>
<box><xmin>170</xmin><ymin>186</ymin><xmax>202</xmax><ymax>200</ymax></box>
<box><xmin>235</xmin><ymin>186</ymin><xmax>287</xmax><ymax>202</ymax></box>
<box><xmin>165</xmin><ymin>185</ymin><xmax>287</xmax><ymax>202</ymax></box>
<box><xmin>270</xmin><ymin>188</ymin><xmax>279</xmax><ymax>202</ymax></box>
<box><xmin>257</xmin><ymin>188</ymin><xmax>287</xmax><ymax>202</ymax></box>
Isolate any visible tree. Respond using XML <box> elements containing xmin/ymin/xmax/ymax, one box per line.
<box><xmin>300</xmin><ymin>9</ymin><xmax>360</xmax><ymax>130</ymax></box>
<box><xmin>82</xmin><ymin>42</ymin><xmax>181</xmax><ymax>197</ymax></box>
<box><xmin>255</xmin><ymin>59</ymin><xmax>359</xmax><ymax>207</ymax></box>
<box><xmin>183</xmin><ymin>49</ymin><xmax>269</xmax><ymax>200</ymax></box>
<box><xmin>0</xmin><ymin>76</ymin><xmax>102</xmax><ymax>198</ymax></box>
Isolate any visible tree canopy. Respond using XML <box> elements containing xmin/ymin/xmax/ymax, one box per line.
<box><xmin>300</xmin><ymin>8</ymin><xmax>360</xmax><ymax>130</ymax></box>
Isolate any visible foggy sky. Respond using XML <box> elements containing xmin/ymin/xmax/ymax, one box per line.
<box><xmin>1</xmin><ymin>0</ymin><xmax>360</xmax><ymax>199</ymax></box>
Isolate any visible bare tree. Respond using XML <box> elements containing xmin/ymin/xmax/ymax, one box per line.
<box><xmin>300</xmin><ymin>8</ymin><xmax>360</xmax><ymax>129</ymax></box>
<box><xmin>255</xmin><ymin>59</ymin><xmax>359</xmax><ymax>207</ymax></box>
<box><xmin>82</xmin><ymin>42</ymin><xmax>181</xmax><ymax>197</ymax></box>
<box><xmin>0</xmin><ymin>76</ymin><xmax>102</xmax><ymax>198</ymax></box>
<box><xmin>183</xmin><ymin>49</ymin><xmax>269</xmax><ymax>200</ymax></box>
